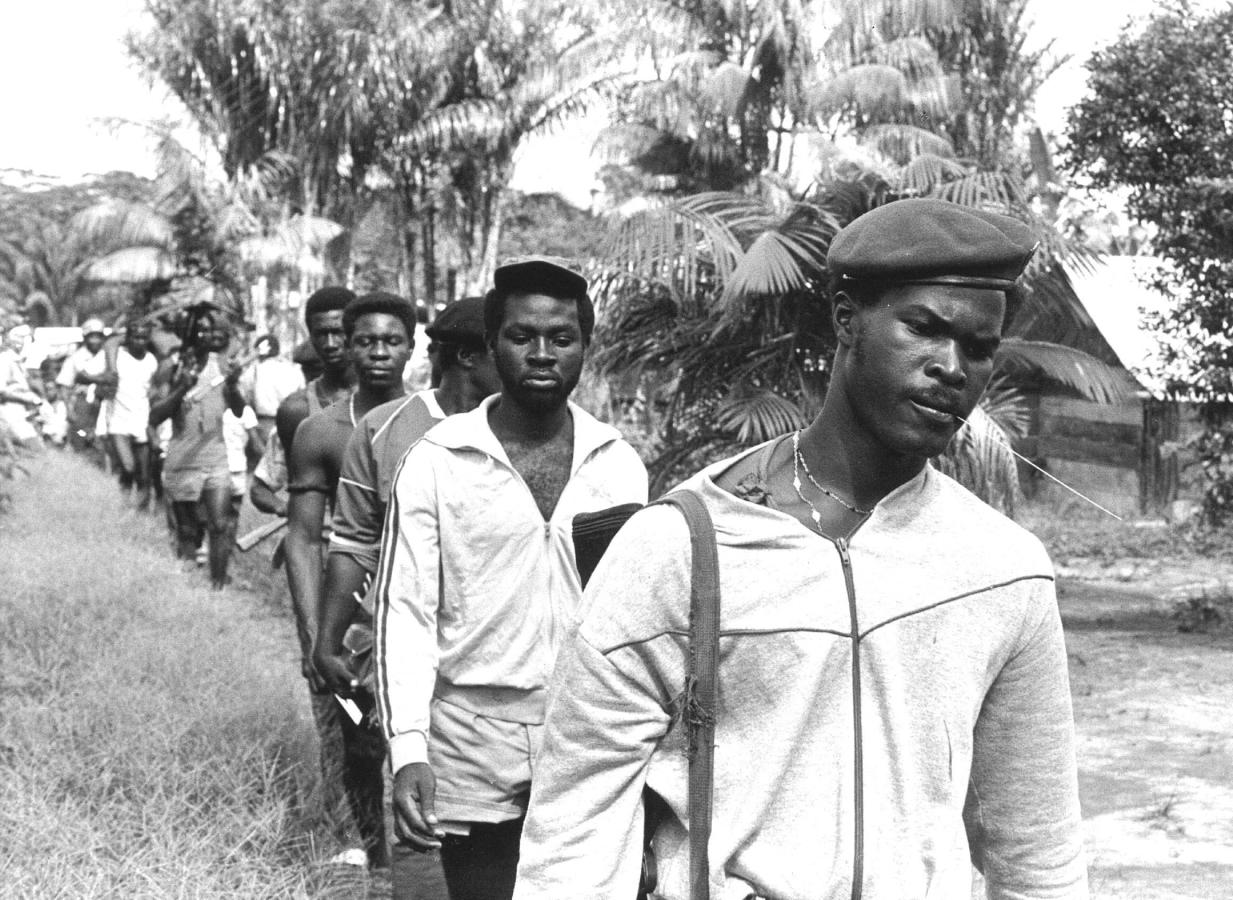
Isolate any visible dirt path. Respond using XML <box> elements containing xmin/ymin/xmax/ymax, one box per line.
<box><xmin>1058</xmin><ymin>563</ymin><xmax>1233</xmax><ymax>899</ymax></box>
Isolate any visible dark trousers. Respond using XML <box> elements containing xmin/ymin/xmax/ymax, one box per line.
<box><xmin>391</xmin><ymin>842</ymin><xmax>448</xmax><ymax>900</ymax></box>
<box><xmin>439</xmin><ymin>818</ymin><xmax>524</xmax><ymax>900</ymax></box>
<box><xmin>308</xmin><ymin>691</ymin><xmax>388</xmax><ymax>867</ymax></box>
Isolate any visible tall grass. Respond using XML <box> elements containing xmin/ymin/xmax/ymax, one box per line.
<box><xmin>0</xmin><ymin>452</ymin><xmax>366</xmax><ymax>898</ymax></box>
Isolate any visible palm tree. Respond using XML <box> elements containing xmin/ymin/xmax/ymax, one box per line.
<box><xmin>71</xmin><ymin>131</ymin><xmax>343</xmax><ymax>332</ymax></box>
<box><xmin>381</xmin><ymin>0</ymin><xmax>640</xmax><ymax>299</ymax></box>
<box><xmin>594</xmin><ymin>0</ymin><xmax>962</xmax><ymax>198</ymax></box>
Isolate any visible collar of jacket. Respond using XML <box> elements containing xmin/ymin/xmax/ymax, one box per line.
<box><xmin>692</xmin><ymin>440</ymin><xmax>936</xmax><ymax>537</ymax></box>
<box><xmin>423</xmin><ymin>393</ymin><xmax>624</xmax><ymax>476</ymax></box>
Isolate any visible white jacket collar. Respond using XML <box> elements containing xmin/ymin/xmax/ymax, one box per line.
<box><xmin>425</xmin><ymin>393</ymin><xmax>624</xmax><ymax>474</ymax></box>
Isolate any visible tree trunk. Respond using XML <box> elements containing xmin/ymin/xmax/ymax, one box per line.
<box><xmin>460</xmin><ymin>161</ymin><xmax>512</xmax><ymax>296</ymax></box>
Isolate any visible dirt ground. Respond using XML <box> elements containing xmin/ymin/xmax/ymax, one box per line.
<box><xmin>1055</xmin><ymin>553</ymin><xmax>1233</xmax><ymax>899</ymax></box>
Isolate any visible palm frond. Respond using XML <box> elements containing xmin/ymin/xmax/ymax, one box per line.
<box><xmin>592</xmin><ymin>123</ymin><xmax>664</xmax><ymax>163</ymax></box>
<box><xmin>868</xmin><ymin>36</ymin><xmax>945</xmax><ymax>80</ymax></box>
<box><xmin>934</xmin><ymin>402</ymin><xmax>1021</xmax><ymax>516</ymax></box>
<box><xmin>980</xmin><ymin>378</ymin><xmax>1033</xmax><ymax>439</ymax></box>
<box><xmin>699</xmin><ymin>61</ymin><xmax>750</xmax><ymax>118</ymax></box>
<box><xmin>598</xmin><ymin>198</ymin><xmax>745</xmax><ymax>305</ymax></box>
<box><xmin>715</xmin><ymin>384</ymin><xmax>807</xmax><ymax>443</ymax></box>
<box><xmin>71</xmin><ymin>201</ymin><xmax>174</xmax><ymax>252</ymax></box>
<box><xmin>897</xmin><ymin>152</ymin><xmax>971</xmax><ymax>194</ymax></box>
<box><xmin>863</xmin><ymin>125</ymin><xmax>956</xmax><ymax>166</ymax></box>
<box><xmin>995</xmin><ymin>338</ymin><xmax>1136</xmax><ymax>405</ymax></box>
<box><xmin>396</xmin><ymin>100</ymin><xmax>507</xmax><ymax>154</ymax></box>
<box><xmin>930</xmin><ymin>170</ymin><xmax>1029</xmax><ymax>210</ymax></box>
<box><xmin>811</xmin><ymin>65</ymin><xmax>907</xmax><ymax>120</ymax></box>
<box><xmin>86</xmin><ymin>247</ymin><xmax>178</xmax><ymax>283</ymax></box>
<box><xmin>718</xmin><ymin>214</ymin><xmax>833</xmax><ymax>309</ymax></box>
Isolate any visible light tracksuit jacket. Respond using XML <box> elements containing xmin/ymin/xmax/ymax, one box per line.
<box><xmin>514</xmin><ymin>449</ymin><xmax>1088</xmax><ymax>900</ymax></box>
<box><xmin>372</xmin><ymin>395</ymin><xmax>649</xmax><ymax>775</ymax></box>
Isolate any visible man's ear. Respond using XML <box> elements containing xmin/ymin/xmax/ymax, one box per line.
<box><xmin>456</xmin><ymin>345</ymin><xmax>478</xmax><ymax>370</ymax></box>
<box><xmin>832</xmin><ymin>291</ymin><xmax>859</xmax><ymax>348</ymax></box>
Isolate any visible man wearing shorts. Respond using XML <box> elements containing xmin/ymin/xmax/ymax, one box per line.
<box><xmin>98</xmin><ymin>322</ymin><xmax>159</xmax><ymax>508</ymax></box>
<box><xmin>56</xmin><ymin>317</ymin><xmax>109</xmax><ymax>449</ymax></box>
<box><xmin>372</xmin><ymin>259</ymin><xmax>648</xmax><ymax>899</ymax></box>
<box><xmin>150</xmin><ymin>306</ymin><xmax>245</xmax><ymax>589</ymax></box>
<box><xmin>284</xmin><ymin>291</ymin><xmax>417</xmax><ymax>869</ymax></box>
<box><xmin>315</xmin><ymin>295</ymin><xmax>500</xmax><ymax>900</ymax></box>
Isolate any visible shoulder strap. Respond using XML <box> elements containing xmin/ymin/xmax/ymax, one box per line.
<box><xmin>658</xmin><ymin>489</ymin><xmax>719</xmax><ymax>900</ymax></box>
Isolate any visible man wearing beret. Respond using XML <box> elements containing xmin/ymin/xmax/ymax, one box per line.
<box><xmin>315</xmin><ymin>295</ymin><xmax>502</xmax><ymax>899</ymax></box>
<box><xmin>514</xmin><ymin>201</ymin><xmax>1088</xmax><ymax>899</ymax></box>
<box><xmin>372</xmin><ymin>258</ymin><xmax>649</xmax><ymax>899</ymax></box>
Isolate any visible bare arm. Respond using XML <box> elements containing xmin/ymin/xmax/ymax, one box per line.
<box><xmin>148</xmin><ymin>359</ymin><xmax>194</xmax><ymax>427</ymax></box>
<box><xmin>284</xmin><ymin>418</ymin><xmax>331</xmax><ymax>692</ymax></box>
<box><xmin>249</xmin><ymin>478</ymin><xmax>287</xmax><ymax>518</ymax></box>
<box><xmin>276</xmin><ymin>392</ymin><xmax>309</xmax><ymax>458</ymax></box>
<box><xmin>314</xmin><ymin>552</ymin><xmax>371</xmax><ymax>693</ymax></box>
<box><xmin>315</xmin><ymin>422</ymin><xmax>385</xmax><ymax>692</ymax></box>
<box><xmin>249</xmin><ymin>427</ymin><xmax>288</xmax><ymax>517</ymax></box>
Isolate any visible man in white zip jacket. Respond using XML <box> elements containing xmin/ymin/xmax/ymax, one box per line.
<box><xmin>514</xmin><ymin>200</ymin><xmax>1088</xmax><ymax>899</ymax></box>
<box><xmin>372</xmin><ymin>257</ymin><xmax>648</xmax><ymax>900</ymax></box>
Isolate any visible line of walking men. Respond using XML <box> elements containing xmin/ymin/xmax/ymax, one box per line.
<box><xmin>263</xmin><ymin>262</ymin><xmax>646</xmax><ymax>898</ymax></box>
<box><xmin>269</xmin><ymin>202</ymin><xmax>1088</xmax><ymax>900</ymax></box>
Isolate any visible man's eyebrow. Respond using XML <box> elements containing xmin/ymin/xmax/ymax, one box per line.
<box><xmin>902</xmin><ymin>304</ymin><xmax>1000</xmax><ymax>338</ymax></box>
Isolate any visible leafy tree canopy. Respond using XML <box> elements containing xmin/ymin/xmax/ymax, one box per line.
<box><xmin>1066</xmin><ymin>0</ymin><xmax>1233</xmax><ymax>521</ymax></box>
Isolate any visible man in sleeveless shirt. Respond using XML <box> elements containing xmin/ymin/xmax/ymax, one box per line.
<box><xmin>99</xmin><ymin>321</ymin><xmax>158</xmax><ymax>508</ymax></box>
<box><xmin>285</xmin><ymin>292</ymin><xmax>416</xmax><ymax>870</ymax></box>
<box><xmin>372</xmin><ymin>259</ymin><xmax>648</xmax><ymax>900</ymax></box>
<box><xmin>274</xmin><ymin>286</ymin><xmax>356</xmax><ymax>459</ymax></box>
<box><xmin>315</xmin><ymin>295</ymin><xmax>500</xmax><ymax>900</ymax></box>
<box><xmin>149</xmin><ymin>306</ymin><xmax>245</xmax><ymax>589</ymax></box>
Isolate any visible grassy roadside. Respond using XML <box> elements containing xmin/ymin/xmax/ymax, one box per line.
<box><xmin>0</xmin><ymin>450</ymin><xmax>352</xmax><ymax>898</ymax></box>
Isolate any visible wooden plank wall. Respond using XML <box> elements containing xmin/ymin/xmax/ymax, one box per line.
<box><xmin>1034</xmin><ymin>395</ymin><xmax>1200</xmax><ymax>515</ymax></box>
<box><xmin>1038</xmin><ymin>397</ymin><xmax>1142</xmax><ymax>469</ymax></box>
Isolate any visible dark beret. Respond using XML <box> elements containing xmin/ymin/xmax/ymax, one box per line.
<box><xmin>494</xmin><ymin>255</ymin><xmax>588</xmax><ymax>299</ymax></box>
<box><xmin>827</xmin><ymin>199</ymin><xmax>1038</xmax><ymax>289</ymax></box>
<box><xmin>425</xmin><ymin>296</ymin><xmax>487</xmax><ymax>344</ymax></box>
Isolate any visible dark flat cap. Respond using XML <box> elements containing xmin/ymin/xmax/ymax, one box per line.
<box><xmin>494</xmin><ymin>255</ymin><xmax>588</xmax><ymax>299</ymax></box>
<box><xmin>426</xmin><ymin>296</ymin><xmax>487</xmax><ymax>343</ymax></box>
<box><xmin>827</xmin><ymin>199</ymin><xmax>1038</xmax><ymax>289</ymax></box>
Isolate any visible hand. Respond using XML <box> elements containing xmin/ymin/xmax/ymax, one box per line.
<box><xmin>224</xmin><ymin>358</ymin><xmax>244</xmax><ymax>385</ymax></box>
<box><xmin>173</xmin><ymin>361</ymin><xmax>200</xmax><ymax>393</ymax></box>
<box><xmin>393</xmin><ymin>763</ymin><xmax>445</xmax><ymax>851</ymax></box>
<box><xmin>313</xmin><ymin>646</ymin><xmax>361</xmax><ymax>696</ymax></box>
<box><xmin>300</xmin><ymin>651</ymin><xmax>328</xmax><ymax>694</ymax></box>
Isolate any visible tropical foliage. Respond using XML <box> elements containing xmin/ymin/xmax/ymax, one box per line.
<box><xmin>587</xmin><ymin>0</ymin><xmax>1121</xmax><ymax>506</ymax></box>
<box><xmin>1066</xmin><ymin>0</ymin><xmax>1233</xmax><ymax>523</ymax></box>
<box><xmin>69</xmin><ymin>130</ymin><xmax>343</xmax><ymax>333</ymax></box>
<box><xmin>128</xmin><ymin>0</ymin><xmax>634</xmax><ymax>302</ymax></box>
<box><xmin>0</xmin><ymin>174</ymin><xmax>154</xmax><ymax>324</ymax></box>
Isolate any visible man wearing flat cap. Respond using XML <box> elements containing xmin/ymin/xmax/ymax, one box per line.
<box><xmin>372</xmin><ymin>258</ymin><xmax>648</xmax><ymax>899</ymax></box>
<box><xmin>514</xmin><ymin>201</ymin><xmax>1088</xmax><ymax>899</ymax></box>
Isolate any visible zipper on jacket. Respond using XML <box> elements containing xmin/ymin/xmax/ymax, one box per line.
<box><xmin>836</xmin><ymin>536</ymin><xmax>864</xmax><ymax>900</ymax></box>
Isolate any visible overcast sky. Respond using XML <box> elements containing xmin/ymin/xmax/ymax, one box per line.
<box><xmin>0</xmin><ymin>0</ymin><xmax>1176</xmax><ymax>205</ymax></box>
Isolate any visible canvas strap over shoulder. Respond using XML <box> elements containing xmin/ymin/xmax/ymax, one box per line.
<box><xmin>658</xmin><ymin>489</ymin><xmax>720</xmax><ymax>900</ymax></box>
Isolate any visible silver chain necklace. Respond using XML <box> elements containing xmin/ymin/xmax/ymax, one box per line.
<box><xmin>792</xmin><ymin>430</ymin><xmax>873</xmax><ymax>517</ymax></box>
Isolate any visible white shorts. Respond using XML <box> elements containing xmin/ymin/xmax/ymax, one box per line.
<box><xmin>97</xmin><ymin>402</ymin><xmax>149</xmax><ymax>441</ymax></box>
<box><xmin>427</xmin><ymin>696</ymin><xmax>543</xmax><ymax>828</ymax></box>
